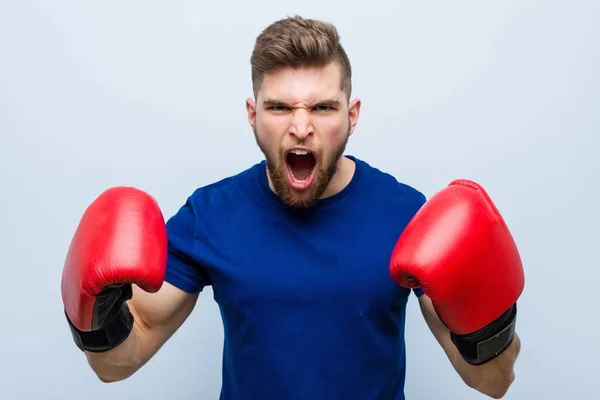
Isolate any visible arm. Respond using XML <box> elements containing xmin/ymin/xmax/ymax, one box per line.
<box><xmin>419</xmin><ymin>294</ymin><xmax>520</xmax><ymax>398</ymax></box>
<box><xmin>61</xmin><ymin>187</ymin><xmax>207</xmax><ymax>383</ymax></box>
<box><xmin>86</xmin><ymin>283</ymin><xmax>198</xmax><ymax>383</ymax></box>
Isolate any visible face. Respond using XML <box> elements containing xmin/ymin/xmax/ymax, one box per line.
<box><xmin>246</xmin><ymin>61</ymin><xmax>361</xmax><ymax>209</ymax></box>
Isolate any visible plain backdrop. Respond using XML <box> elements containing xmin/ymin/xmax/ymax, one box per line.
<box><xmin>1</xmin><ymin>1</ymin><xmax>598</xmax><ymax>399</ymax></box>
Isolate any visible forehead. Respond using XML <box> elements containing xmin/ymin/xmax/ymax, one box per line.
<box><xmin>258</xmin><ymin>62</ymin><xmax>344</xmax><ymax>103</ymax></box>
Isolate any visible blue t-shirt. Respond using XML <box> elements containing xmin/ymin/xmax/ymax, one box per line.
<box><xmin>165</xmin><ymin>156</ymin><xmax>426</xmax><ymax>400</ymax></box>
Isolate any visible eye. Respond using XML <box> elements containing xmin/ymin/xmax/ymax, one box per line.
<box><xmin>313</xmin><ymin>105</ymin><xmax>334</xmax><ymax>112</ymax></box>
<box><xmin>268</xmin><ymin>105</ymin><xmax>290</xmax><ymax>112</ymax></box>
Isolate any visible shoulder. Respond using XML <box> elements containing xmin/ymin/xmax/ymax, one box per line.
<box><xmin>166</xmin><ymin>162</ymin><xmax>265</xmax><ymax>239</ymax></box>
<box><xmin>185</xmin><ymin>162</ymin><xmax>263</xmax><ymax>211</ymax></box>
<box><xmin>353</xmin><ymin>156</ymin><xmax>426</xmax><ymax>209</ymax></box>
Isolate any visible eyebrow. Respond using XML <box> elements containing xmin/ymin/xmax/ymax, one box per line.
<box><xmin>262</xmin><ymin>99</ymin><xmax>287</xmax><ymax>108</ymax></box>
<box><xmin>262</xmin><ymin>99</ymin><xmax>342</xmax><ymax>108</ymax></box>
<box><xmin>314</xmin><ymin>99</ymin><xmax>341</xmax><ymax>108</ymax></box>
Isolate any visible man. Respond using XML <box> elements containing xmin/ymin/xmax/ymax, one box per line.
<box><xmin>61</xmin><ymin>16</ymin><xmax>523</xmax><ymax>399</ymax></box>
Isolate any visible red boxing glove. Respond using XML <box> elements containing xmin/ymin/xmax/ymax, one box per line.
<box><xmin>389</xmin><ymin>179</ymin><xmax>524</xmax><ymax>365</ymax></box>
<box><xmin>61</xmin><ymin>187</ymin><xmax>167</xmax><ymax>352</ymax></box>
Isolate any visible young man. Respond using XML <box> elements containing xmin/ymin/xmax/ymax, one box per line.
<box><xmin>61</xmin><ymin>16</ymin><xmax>523</xmax><ymax>399</ymax></box>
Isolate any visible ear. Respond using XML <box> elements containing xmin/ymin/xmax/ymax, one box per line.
<box><xmin>246</xmin><ymin>97</ymin><xmax>257</xmax><ymax>128</ymax></box>
<box><xmin>348</xmin><ymin>98</ymin><xmax>361</xmax><ymax>136</ymax></box>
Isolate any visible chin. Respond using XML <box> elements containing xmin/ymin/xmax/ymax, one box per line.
<box><xmin>267</xmin><ymin>149</ymin><xmax>339</xmax><ymax>210</ymax></box>
<box><xmin>254</xmin><ymin>128</ymin><xmax>348</xmax><ymax>209</ymax></box>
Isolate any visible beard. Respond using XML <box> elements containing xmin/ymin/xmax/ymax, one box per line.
<box><xmin>253</xmin><ymin>126</ymin><xmax>350</xmax><ymax>210</ymax></box>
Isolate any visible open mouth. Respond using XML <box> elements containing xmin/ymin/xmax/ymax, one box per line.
<box><xmin>285</xmin><ymin>148</ymin><xmax>317</xmax><ymax>190</ymax></box>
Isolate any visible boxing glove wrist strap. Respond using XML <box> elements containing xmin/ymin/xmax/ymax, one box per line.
<box><xmin>65</xmin><ymin>303</ymin><xmax>134</xmax><ymax>353</ymax></box>
<box><xmin>451</xmin><ymin>303</ymin><xmax>517</xmax><ymax>366</ymax></box>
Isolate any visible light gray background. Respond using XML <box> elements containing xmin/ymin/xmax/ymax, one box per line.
<box><xmin>1</xmin><ymin>1</ymin><xmax>597</xmax><ymax>399</ymax></box>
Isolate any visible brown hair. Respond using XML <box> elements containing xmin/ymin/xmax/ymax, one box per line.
<box><xmin>250</xmin><ymin>15</ymin><xmax>352</xmax><ymax>99</ymax></box>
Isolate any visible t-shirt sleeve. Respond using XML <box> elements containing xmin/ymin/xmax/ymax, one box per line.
<box><xmin>164</xmin><ymin>197</ymin><xmax>212</xmax><ymax>294</ymax></box>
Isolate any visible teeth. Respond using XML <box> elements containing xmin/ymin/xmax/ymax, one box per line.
<box><xmin>290</xmin><ymin>150</ymin><xmax>309</xmax><ymax>155</ymax></box>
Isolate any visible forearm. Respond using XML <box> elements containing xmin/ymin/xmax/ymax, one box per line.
<box><xmin>84</xmin><ymin>302</ymin><xmax>158</xmax><ymax>383</ymax></box>
<box><xmin>419</xmin><ymin>296</ymin><xmax>520</xmax><ymax>398</ymax></box>
<box><xmin>85</xmin><ymin>325</ymin><xmax>143</xmax><ymax>382</ymax></box>
<box><xmin>452</xmin><ymin>333</ymin><xmax>521</xmax><ymax>399</ymax></box>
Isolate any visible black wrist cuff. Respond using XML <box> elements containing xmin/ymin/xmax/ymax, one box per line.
<box><xmin>65</xmin><ymin>303</ymin><xmax>134</xmax><ymax>353</ymax></box>
<box><xmin>451</xmin><ymin>303</ymin><xmax>517</xmax><ymax>366</ymax></box>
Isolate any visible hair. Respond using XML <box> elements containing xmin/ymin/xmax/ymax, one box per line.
<box><xmin>250</xmin><ymin>15</ymin><xmax>352</xmax><ymax>100</ymax></box>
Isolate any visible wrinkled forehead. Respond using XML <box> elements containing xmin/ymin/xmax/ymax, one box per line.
<box><xmin>258</xmin><ymin>63</ymin><xmax>346</xmax><ymax>104</ymax></box>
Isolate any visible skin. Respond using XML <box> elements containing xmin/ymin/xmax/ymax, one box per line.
<box><xmin>245</xmin><ymin>61</ymin><xmax>361</xmax><ymax>209</ymax></box>
<box><xmin>420</xmin><ymin>295</ymin><xmax>521</xmax><ymax>398</ymax></box>
<box><xmin>85</xmin><ymin>60</ymin><xmax>518</xmax><ymax>399</ymax></box>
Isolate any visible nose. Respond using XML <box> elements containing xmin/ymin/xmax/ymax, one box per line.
<box><xmin>288</xmin><ymin>108</ymin><xmax>314</xmax><ymax>141</ymax></box>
